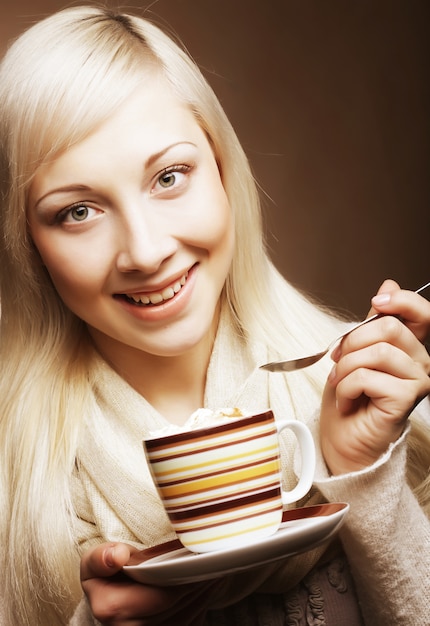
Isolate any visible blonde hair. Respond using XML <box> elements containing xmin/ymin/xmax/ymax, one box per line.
<box><xmin>0</xmin><ymin>5</ymin><xmax>429</xmax><ymax>625</ymax></box>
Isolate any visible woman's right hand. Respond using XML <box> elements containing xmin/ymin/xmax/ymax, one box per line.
<box><xmin>320</xmin><ymin>279</ymin><xmax>430</xmax><ymax>475</ymax></box>
<box><xmin>80</xmin><ymin>542</ymin><xmax>223</xmax><ymax>625</ymax></box>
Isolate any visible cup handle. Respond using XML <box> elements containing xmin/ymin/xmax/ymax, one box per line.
<box><xmin>276</xmin><ymin>420</ymin><xmax>316</xmax><ymax>505</ymax></box>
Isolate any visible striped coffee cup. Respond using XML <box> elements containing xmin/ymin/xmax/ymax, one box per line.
<box><xmin>143</xmin><ymin>410</ymin><xmax>315</xmax><ymax>553</ymax></box>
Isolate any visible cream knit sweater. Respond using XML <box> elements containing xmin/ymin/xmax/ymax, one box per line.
<box><xmin>67</xmin><ymin>309</ymin><xmax>430</xmax><ymax>625</ymax></box>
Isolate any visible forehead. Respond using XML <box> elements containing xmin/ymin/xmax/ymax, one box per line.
<box><xmin>29</xmin><ymin>81</ymin><xmax>210</xmax><ymax>199</ymax></box>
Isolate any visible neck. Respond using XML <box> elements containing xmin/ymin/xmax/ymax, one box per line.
<box><xmin>133</xmin><ymin>348</ymin><xmax>212</xmax><ymax>425</ymax></box>
<box><xmin>92</xmin><ymin>330</ymin><xmax>216</xmax><ymax>426</ymax></box>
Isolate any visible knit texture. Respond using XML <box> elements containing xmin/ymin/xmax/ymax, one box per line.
<box><xmin>70</xmin><ymin>307</ymin><xmax>430</xmax><ymax>625</ymax></box>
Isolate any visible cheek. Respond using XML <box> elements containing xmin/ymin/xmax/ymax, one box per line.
<box><xmin>35</xmin><ymin>239</ymin><xmax>103</xmax><ymax>303</ymax></box>
<box><xmin>194</xmin><ymin>186</ymin><xmax>234</xmax><ymax>253</ymax></box>
<box><xmin>212</xmin><ymin>197</ymin><xmax>235</xmax><ymax>260</ymax></box>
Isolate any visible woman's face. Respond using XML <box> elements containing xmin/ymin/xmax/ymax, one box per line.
<box><xmin>28</xmin><ymin>80</ymin><xmax>234</xmax><ymax>366</ymax></box>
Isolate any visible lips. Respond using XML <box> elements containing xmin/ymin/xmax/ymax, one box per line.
<box><xmin>122</xmin><ymin>272</ymin><xmax>189</xmax><ymax>306</ymax></box>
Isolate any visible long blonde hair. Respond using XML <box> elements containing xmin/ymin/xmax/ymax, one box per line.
<box><xmin>0</xmin><ymin>6</ymin><xmax>429</xmax><ymax>625</ymax></box>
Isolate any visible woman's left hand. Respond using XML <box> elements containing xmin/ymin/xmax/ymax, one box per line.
<box><xmin>320</xmin><ymin>279</ymin><xmax>430</xmax><ymax>475</ymax></box>
<box><xmin>80</xmin><ymin>542</ymin><xmax>224</xmax><ymax>625</ymax></box>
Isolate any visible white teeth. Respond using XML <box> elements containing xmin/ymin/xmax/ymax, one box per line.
<box><xmin>125</xmin><ymin>272</ymin><xmax>188</xmax><ymax>306</ymax></box>
<box><xmin>131</xmin><ymin>294</ymin><xmax>150</xmax><ymax>304</ymax></box>
<box><xmin>127</xmin><ymin>295</ymin><xmax>151</xmax><ymax>304</ymax></box>
<box><xmin>149</xmin><ymin>293</ymin><xmax>163</xmax><ymax>304</ymax></box>
<box><xmin>161</xmin><ymin>287</ymin><xmax>175</xmax><ymax>300</ymax></box>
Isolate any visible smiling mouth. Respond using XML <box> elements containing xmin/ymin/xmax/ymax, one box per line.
<box><xmin>121</xmin><ymin>272</ymin><xmax>189</xmax><ymax>306</ymax></box>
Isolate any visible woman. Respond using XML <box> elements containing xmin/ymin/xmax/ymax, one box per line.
<box><xmin>0</xmin><ymin>6</ymin><xmax>429</xmax><ymax>625</ymax></box>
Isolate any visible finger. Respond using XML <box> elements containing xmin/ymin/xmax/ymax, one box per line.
<box><xmin>80</xmin><ymin>543</ymin><xmax>167</xmax><ymax>623</ymax></box>
<box><xmin>85</xmin><ymin>580</ymin><xmax>183</xmax><ymax>623</ymax></box>
<box><xmin>88</xmin><ymin>577</ymin><xmax>217</xmax><ymax>624</ymax></box>
<box><xmin>332</xmin><ymin>341</ymin><xmax>430</xmax><ymax>385</ymax></box>
<box><xmin>370</xmin><ymin>283</ymin><xmax>430</xmax><ymax>342</ymax></box>
<box><xmin>100</xmin><ymin>579</ymin><xmax>204</xmax><ymax>620</ymax></box>
<box><xmin>334</xmin><ymin>315</ymin><xmax>430</xmax><ymax>370</ymax></box>
<box><xmin>334</xmin><ymin>368</ymin><xmax>429</xmax><ymax>418</ymax></box>
<box><xmin>81</xmin><ymin>543</ymin><xmax>132</xmax><ymax>581</ymax></box>
<box><xmin>366</xmin><ymin>279</ymin><xmax>400</xmax><ymax>318</ymax></box>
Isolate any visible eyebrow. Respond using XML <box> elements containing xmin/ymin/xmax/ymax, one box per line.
<box><xmin>145</xmin><ymin>141</ymin><xmax>197</xmax><ymax>169</ymax></box>
<box><xmin>33</xmin><ymin>141</ymin><xmax>198</xmax><ymax>210</ymax></box>
<box><xmin>33</xmin><ymin>184</ymin><xmax>91</xmax><ymax>211</ymax></box>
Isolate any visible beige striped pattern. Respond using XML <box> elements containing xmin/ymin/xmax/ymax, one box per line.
<box><xmin>144</xmin><ymin>411</ymin><xmax>284</xmax><ymax>552</ymax></box>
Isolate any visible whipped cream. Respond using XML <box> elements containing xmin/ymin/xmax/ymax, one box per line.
<box><xmin>149</xmin><ymin>407</ymin><xmax>244</xmax><ymax>438</ymax></box>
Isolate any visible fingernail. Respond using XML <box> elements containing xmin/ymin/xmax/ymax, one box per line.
<box><xmin>103</xmin><ymin>546</ymin><xmax>116</xmax><ymax>568</ymax></box>
<box><xmin>328</xmin><ymin>365</ymin><xmax>337</xmax><ymax>383</ymax></box>
<box><xmin>372</xmin><ymin>293</ymin><xmax>391</xmax><ymax>306</ymax></box>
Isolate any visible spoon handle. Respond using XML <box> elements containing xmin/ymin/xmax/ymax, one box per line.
<box><xmin>260</xmin><ymin>280</ymin><xmax>430</xmax><ymax>373</ymax></box>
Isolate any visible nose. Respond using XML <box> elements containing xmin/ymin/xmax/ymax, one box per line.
<box><xmin>115</xmin><ymin>209</ymin><xmax>178</xmax><ymax>274</ymax></box>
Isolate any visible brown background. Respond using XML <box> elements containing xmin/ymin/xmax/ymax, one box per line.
<box><xmin>1</xmin><ymin>0</ymin><xmax>429</xmax><ymax>318</ymax></box>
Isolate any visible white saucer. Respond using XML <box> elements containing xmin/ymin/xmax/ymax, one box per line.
<box><xmin>124</xmin><ymin>502</ymin><xmax>349</xmax><ymax>585</ymax></box>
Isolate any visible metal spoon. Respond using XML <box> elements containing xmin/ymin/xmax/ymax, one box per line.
<box><xmin>260</xmin><ymin>281</ymin><xmax>430</xmax><ymax>373</ymax></box>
